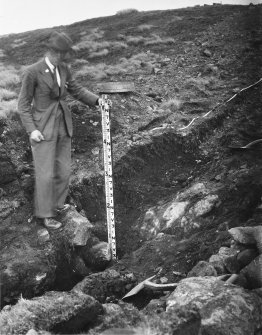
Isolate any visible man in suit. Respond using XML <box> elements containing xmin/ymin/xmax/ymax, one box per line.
<box><xmin>18</xmin><ymin>31</ymin><xmax>102</xmax><ymax>229</ymax></box>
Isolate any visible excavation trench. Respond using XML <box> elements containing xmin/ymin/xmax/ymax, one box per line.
<box><xmin>52</xmin><ymin>130</ymin><xmax>204</xmax><ymax>293</ymax></box>
<box><xmin>71</xmin><ymin>132</ymin><xmax>204</xmax><ymax>256</ymax></box>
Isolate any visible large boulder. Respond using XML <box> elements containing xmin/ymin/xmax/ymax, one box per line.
<box><xmin>228</xmin><ymin>226</ymin><xmax>262</xmax><ymax>253</ymax></box>
<box><xmin>240</xmin><ymin>254</ymin><xmax>262</xmax><ymax>289</ymax></box>
<box><xmin>58</xmin><ymin>205</ymin><xmax>94</xmax><ymax>246</ymax></box>
<box><xmin>166</xmin><ymin>277</ymin><xmax>262</xmax><ymax>335</ymax></box>
<box><xmin>73</xmin><ymin>269</ymin><xmax>137</xmax><ymax>303</ymax></box>
<box><xmin>187</xmin><ymin>261</ymin><xmax>217</xmax><ymax>277</ymax></box>
<box><xmin>88</xmin><ymin>302</ymin><xmax>145</xmax><ymax>335</ymax></box>
<box><xmin>0</xmin><ymin>221</ymin><xmax>57</xmax><ymax>307</ymax></box>
<box><xmin>81</xmin><ymin>240</ymin><xmax>111</xmax><ymax>270</ymax></box>
<box><xmin>0</xmin><ymin>290</ymin><xmax>103</xmax><ymax>335</ymax></box>
<box><xmin>90</xmin><ymin>303</ymin><xmax>201</xmax><ymax>335</ymax></box>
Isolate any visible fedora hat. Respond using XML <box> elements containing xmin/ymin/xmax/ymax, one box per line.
<box><xmin>45</xmin><ymin>31</ymin><xmax>74</xmax><ymax>52</ymax></box>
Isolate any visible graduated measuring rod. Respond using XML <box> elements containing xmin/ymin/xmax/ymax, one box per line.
<box><xmin>100</xmin><ymin>95</ymin><xmax>116</xmax><ymax>260</ymax></box>
<box><xmin>98</xmin><ymin>82</ymin><xmax>135</xmax><ymax>261</ymax></box>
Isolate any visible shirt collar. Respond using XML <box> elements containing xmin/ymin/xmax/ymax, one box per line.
<box><xmin>45</xmin><ymin>56</ymin><xmax>55</xmax><ymax>72</ymax></box>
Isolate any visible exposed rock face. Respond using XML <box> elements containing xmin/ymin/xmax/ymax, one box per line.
<box><xmin>0</xmin><ymin>290</ymin><xmax>103</xmax><ymax>335</ymax></box>
<box><xmin>166</xmin><ymin>277</ymin><xmax>262</xmax><ymax>335</ymax></box>
<box><xmin>139</xmin><ymin>182</ymin><xmax>220</xmax><ymax>240</ymax></box>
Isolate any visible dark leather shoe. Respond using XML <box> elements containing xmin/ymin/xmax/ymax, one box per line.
<box><xmin>43</xmin><ymin>218</ymin><xmax>62</xmax><ymax>230</ymax></box>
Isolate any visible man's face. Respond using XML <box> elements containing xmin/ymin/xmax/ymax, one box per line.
<box><xmin>48</xmin><ymin>49</ymin><xmax>73</xmax><ymax>65</ymax></box>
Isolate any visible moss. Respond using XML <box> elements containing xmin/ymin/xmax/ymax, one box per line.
<box><xmin>0</xmin><ymin>291</ymin><xmax>102</xmax><ymax>335</ymax></box>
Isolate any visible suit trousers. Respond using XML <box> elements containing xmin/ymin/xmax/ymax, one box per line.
<box><xmin>31</xmin><ymin>110</ymin><xmax>71</xmax><ymax>218</ymax></box>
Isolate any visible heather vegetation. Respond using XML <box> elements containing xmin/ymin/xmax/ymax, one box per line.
<box><xmin>0</xmin><ymin>63</ymin><xmax>19</xmax><ymax>118</ymax></box>
<box><xmin>75</xmin><ymin>51</ymin><xmax>161</xmax><ymax>79</ymax></box>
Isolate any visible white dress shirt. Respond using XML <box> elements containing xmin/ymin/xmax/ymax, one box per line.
<box><xmin>45</xmin><ymin>56</ymin><xmax>61</xmax><ymax>87</ymax></box>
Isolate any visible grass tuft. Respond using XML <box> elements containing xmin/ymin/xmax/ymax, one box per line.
<box><xmin>0</xmin><ymin>99</ymin><xmax>18</xmax><ymax>119</ymax></box>
<box><xmin>0</xmin><ymin>70</ymin><xmax>20</xmax><ymax>88</ymax></box>
<box><xmin>115</xmin><ymin>8</ymin><xmax>139</xmax><ymax>15</ymax></box>
<box><xmin>137</xmin><ymin>24</ymin><xmax>155</xmax><ymax>32</ymax></box>
<box><xmin>0</xmin><ymin>88</ymin><xmax>17</xmax><ymax>101</ymax></box>
<box><xmin>88</xmin><ymin>49</ymin><xmax>109</xmax><ymax>59</ymax></box>
<box><xmin>161</xmin><ymin>98</ymin><xmax>183</xmax><ymax>112</ymax></box>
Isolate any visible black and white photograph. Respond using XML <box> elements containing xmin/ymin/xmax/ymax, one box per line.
<box><xmin>0</xmin><ymin>0</ymin><xmax>262</xmax><ymax>334</ymax></box>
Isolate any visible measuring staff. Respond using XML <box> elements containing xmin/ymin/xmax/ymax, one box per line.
<box><xmin>100</xmin><ymin>95</ymin><xmax>117</xmax><ymax>260</ymax></box>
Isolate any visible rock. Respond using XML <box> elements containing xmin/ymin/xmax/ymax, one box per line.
<box><xmin>134</xmin><ymin>183</ymin><xmax>219</xmax><ymax>239</ymax></box>
<box><xmin>187</xmin><ymin>261</ymin><xmax>217</xmax><ymax>277</ymax></box>
<box><xmin>229</xmin><ymin>226</ymin><xmax>262</xmax><ymax>254</ymax></box>
<box><xmin>223</xmin><ymin>253</ymin><xmax>239</xmax><ymax>274</ymax></box>
<box><xmin>37</xmin><ymin>229</ymin><xmax>50</xmax><ymax>244</ymax></box>
<box><xmin>71</xmin><ymin>254</ymin><xmax>91</xmax><ymax>277</ymax></box>
<box><xmin>59</xmin><ymin>205</ymin><xmax>94</xmax><ymax>246</ymax></box>
<box><xmin>190</xmin><ymin>194</ymin><xmax>219</xmax><ymax>217</ymax></box>
<box><xmin>237</xmin><ymin>248</ymin><xmax>258</xmax><ymax>269</ymax></box>
<box><xmin>152</xmin><ymin>67</ymin><xmax>161</xmax><ymax>74</ymax></box>
<box><xmin>176</xmin><ymin>182</ymin><xmax>209</xmax><ymax>201</ymax></box>
<box><xmin>73</xmin><ymin>269</ymin><xmax>137</xmax><ymax>303</ymax></box>
<box><xmin>228</xmin><ymin>226</ymin><xmax>257</xmax><ymax>245</ymax></box>
<box><xmin>0</xmin><ymin>225</ymin><xmax>57</xmax><ymax>307</ymax></box>
<box><xmin>240</xmin><ymin>254</ymin><xmax>262</xmax><ymax>289</ymax></box>
<box><xmin>209</xmin><ymin>247</ymin><xmax>239</xmax><ymax>274</ymax></box>
<box><xmin>26</xmin><ymin>330</ymin><xmax>39</xmax><ymax>335</ymax></box>
<box><xmin>208</xmin><ymin>254</ymin><xmax>227</xmax><ymax>275</ymax></box>
<box><xmin>151</xmin><ymin>305</ymin><xmax>201</xmax><ymax>335</ymax></box>
<box><xmin>167</xmin><ymin>277</ymin><xmax>262</xmax><ymax>335</ymax></box>
<box><xmin>162</xmin><ymin>201</ymin><xmax>189</xmax><ymax>228</ymax></box>
<box><xmin>203</xmin><ymin>49</ymin><xmax>212</xmax><ymax>57</ymax></box>
<box><xmin>90</xmin><ymin>302</ymin><xmax>145</xmax><ymax>334</ymax></box>
<box><xmin>143</xmin><ymin>298</ymin><xmax>166</xmax><ymax>315</ymax></box>
<box><xmin>81</xmin><ymin>241</ymin><xmax>111</xmax><ymax>270</ymax></box>
<box><xmin>140</xmin><ymin>208</ymin><xmax>161</xmax><ymax>240</ymax></box>
<box><xmin>0</xmin><ymin>290</ymin><xmax>103</xmax><ymax>335</ymax></box>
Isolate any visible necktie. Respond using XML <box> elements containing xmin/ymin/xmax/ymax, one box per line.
<box><xmin>53</xmin><ymin>67</ymin><xmax>60</xmax><ymax>97</ymax></box>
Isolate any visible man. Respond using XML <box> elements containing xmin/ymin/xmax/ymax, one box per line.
<box><xmin>18</xmin><ymin>31</ymin><xmax>102</xmax><ymax>229</ymax></box>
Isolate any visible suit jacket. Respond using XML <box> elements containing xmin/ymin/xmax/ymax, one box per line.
<box><xmin>18</xmin><ymin>58</ymin><xmax>99</xmax><ymax>140</ymax></box>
